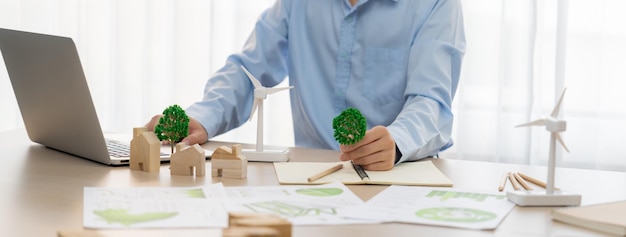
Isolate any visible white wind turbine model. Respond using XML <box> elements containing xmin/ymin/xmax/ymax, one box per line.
<box><xmin>507</xmin><ymin>88</ymin><xmax>581</xmax><ymax>206</ymax></box>
<box><xmin>239</xmin><ymin>65</ymin><xmax>292</xmax><ymax>162</ymax></box>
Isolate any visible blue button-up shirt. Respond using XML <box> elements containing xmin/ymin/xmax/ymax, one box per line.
<box><xmin>187</xmin><ymin>0</ymin><xmax>465</xmax><ymax>163</ymax></box>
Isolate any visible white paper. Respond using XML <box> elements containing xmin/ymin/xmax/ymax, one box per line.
<box><xmin>223</xmin><ymin>182</ymin><xmax>380</xmax><ymax>225</ymax></box>
<box><xmin>341</xmin><ymin>186</ymin><xmax>515</xmax><ymax>230</ymax></box>
<box><xmin>83</xmin><ymin>183</ymin><xmax>228</xmax><ymax>229</ymax></box>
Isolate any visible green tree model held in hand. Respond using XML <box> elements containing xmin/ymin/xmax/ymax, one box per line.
<box><xmin>332</xmin><ymin>107</ymin><xmax>367</xmax><ymax>145</ymax></box>
<box><xmin>154</xmin><ymin>104</ymin><xmax>190</xmax><ymax>153</ymax></box>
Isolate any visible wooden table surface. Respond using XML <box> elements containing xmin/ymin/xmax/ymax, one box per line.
<box><xmin>1</xmin><ymin>129</ymin><xmax>624</xmax><ymax>237</ymax></box>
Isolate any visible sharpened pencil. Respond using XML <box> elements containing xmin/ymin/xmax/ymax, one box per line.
<box><xmin>513</xmin><ymin>172</ymin><xmax>533</xmax><ymax>190</ymax></box>
<box><xmin>508</xmin><ymin>172</ymin><xmax>521</xmax><ymax>190</ymax></box>
<box><xmin>517</xmin><ymin>172</ymin><xmax>559</xmax><ymax>190</ymax></box>
<box><xmin>307</xmin><ymin>164</ymin><xmax>344</xmax><ymax>182</ymax></box>
<box><xmin>498</xmin><ymin>172</ymin><xmax>508</xmax><ymax>192</ymax></box>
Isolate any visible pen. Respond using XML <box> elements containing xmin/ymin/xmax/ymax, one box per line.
<box><xmin>351</xmin><ymin>161</ymin><xmax>370</xmax><ymax>181</ymax></box>
<box><xmin>307</xmin><ymin>164</ymin><xmax>344</xmax><ymax>182</ymax></box>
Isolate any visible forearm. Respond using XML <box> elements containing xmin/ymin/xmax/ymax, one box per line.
<box><xmin>388</xmin><ymin>95</ymin><xmax>454</xmax><ymax>164</ymax></box>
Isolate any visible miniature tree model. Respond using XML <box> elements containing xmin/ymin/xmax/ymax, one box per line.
<box><xmin>332</xmin><ymin>107</ymin><xmax>367</xmax><ymax>145</ymax></box>
<box><xmin>154</xmin><ymin>104</ymin><xmax>190</xmax><ymax>154</ymax></box>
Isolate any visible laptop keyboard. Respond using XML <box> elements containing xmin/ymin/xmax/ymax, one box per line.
<box><xmin>106</xmin><ymin>139</ymin><xmax>169</xmax><ymax>158</ymax></box>
<box><xmin>106</xmin><ymin>139</ymin><xmax>131</xmax><ymax>158</ymax></box>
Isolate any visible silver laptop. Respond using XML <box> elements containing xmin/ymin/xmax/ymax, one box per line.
<box><xmin>0</xmin><ymin>28</ymin><xmax>172</xmax><ymax>165</ymax></box>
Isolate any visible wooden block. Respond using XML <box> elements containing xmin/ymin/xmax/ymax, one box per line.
<box><xmin>222</xmin><ymin>226</ymin><xmax>279</xmax><ymax>237</ymax></box>
<box><xmin>229</xmin><ymin>213</ymin><xmax>291</xmax><ymax>237</ymax></box>
<box><xmin>212</xmin><ymin>159</ymin><xmax>244</xmax><ymax>169</ymax></box>
<box><xmin>57</xmin><ymin>230</ymin><xmax>102</xmax><ymax>237</ymax></box>
<box><xmin>170</xmin><ymin>143</ymin><xmax>206</xmax><ymax>177</ymax></box>
<box><xmin>228</xmin><ymin>212</ymin><xmax>278</xmax><ymax>225</ymax></box>
<box><xmin>129</xmin><ymin>127</ymin><xmax>161</xmax><ymax>173</ymax></box>
<box><xmin>211</xmin><ymin>144</ymin><xmax>247</xmax><ymax>179</ymax></box>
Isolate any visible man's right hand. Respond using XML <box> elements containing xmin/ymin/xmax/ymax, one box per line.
<box><xmin>144</xmin><ymin>115</ymin><xmax>209</xmax><ymax>145</ymax></box>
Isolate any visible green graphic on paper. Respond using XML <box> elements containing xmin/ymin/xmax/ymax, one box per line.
<box><xmin>295</xmin><ymin>188</ymin><xmax>343</xmax><ymax>197</ymax></box>
<box><xmin>244</xmin><ymin>200</ymin><xmax>337</xmax><ymax>218</ymax></box>
<box><xmin>185</xmin><ymin>188</ymin><xmax>206</xmax><ymax>198</ymax></box>
<box><xmin>425</xmin><ymin>190</ymin><xmax>506</xmax><ymax>202</ymax></box>
<box><xmin>415</xmin><ymin>207</ymin><xmax>497</xmax><ymax>223</ymax></box>
<box><xmin>94</xmin><ymin>209</ymin><xmax>178</xmax><ymax>226</ymax></box>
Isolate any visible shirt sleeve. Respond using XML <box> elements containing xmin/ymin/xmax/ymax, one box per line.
<box><xmin>185</xmin><ymin>0</ymin><xmax>291</xmax><ymax>139</ymax></box>
<box><xmin>387</xmin><ymin>0</ymin><xmax>466</xmax><ymax>163</ymax></box>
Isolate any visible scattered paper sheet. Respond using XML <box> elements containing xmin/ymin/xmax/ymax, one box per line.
<box><xmin>83</xmin><ymin>183</ymin><xmax>228</xmax><ymax>229</ymax></box>
<box><xmin>341</xmin><ymin>186</ymin><xmax>515</xmax><ymax>230</ymax></box>
<box><xmin>222</xmin><ymin>182</ymin><xmax>380</xmax><ymax>225</ymax></box>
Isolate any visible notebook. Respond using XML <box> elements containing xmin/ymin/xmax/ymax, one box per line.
<box><xmin>0</xmin><ymin>28</ymin><xmax>172</xmax><ymax>165</ymax></box>
<box><xmin>273</xmin><ymin>160</ymin><xmax>454</xmax><ymax>186</ymax></box>
<box><xmin>552</xmin><ymin>200</ymin><xmax>626</xmax><ymax>236</ymax></box>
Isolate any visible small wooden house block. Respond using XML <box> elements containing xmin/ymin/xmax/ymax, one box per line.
<box><xmin>211</xmin><ymin>144</ymin><xmax>247</xmax><ymax>179</ymax></box>
<box><xmin>223</xmin><ymin>212</ymin><xmax>291</xmax><ymax>237</ymax></box>
<box><xmin>129</xmin><ymin>127</ymin><xmax>161</xmax><ymax>172</ymax></box>
<box><xmin>170</xmin><ymin>143</ymin><xmax>206</xmax><ymax>177</ymax></box>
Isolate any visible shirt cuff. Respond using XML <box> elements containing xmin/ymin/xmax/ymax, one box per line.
<box><xmin>394</xmin><ymin>144</ymin><xmax>403</xmax><ymax>164</ymax></box>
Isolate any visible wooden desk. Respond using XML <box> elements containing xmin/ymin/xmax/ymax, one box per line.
<box><xmin>0</xmin><ymin>129</ymin><xmax>623</xmax><ymax>237</ymax></box>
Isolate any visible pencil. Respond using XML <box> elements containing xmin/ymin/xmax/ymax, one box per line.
<box><xmin>513</xmin><ymin>172</ymin><xmax>533</xmax><ymax>190</ymax></box>
<box><xmin>498</xmin><ymin>172</ymin><xmax>508</xmax><ymax>192</ymax></box>
<box><xmin>508</xmin><ymin>172</ymin><xmax>521</xmax><ymax>190</ymax></box>
<box><xmin>307</xmin><ymin>164</ymin><xmax>344</xmax><ymax>182</ymax></box>
<box><xmin>517</xmin><ymin>172</ymin><xmax>560</xmax><ymax>190</ymax></box>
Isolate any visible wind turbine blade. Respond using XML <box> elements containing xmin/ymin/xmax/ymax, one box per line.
<box><xmin>550</xmin><ymin>88</ymin><xmax>567</xmax><ymax>117</ymax></box>
<box><xmin>248</xmin><ymin>99</ymin><xmax>259</xmax><ymax>121</ymax></box>
<box><xmin>240</xmin><ymin>65</ymin><xmax>262</xmax><ymax>89</ymax></box>
<box><xmin>515</xmin><ymin>119</ymin><xmax>546</xmax><ymax>127</ymax></box>
<box><xmin>265</xmin><ymin>86</ymin><xmax>294</xmax><ymax>95</ymax></box>
<box><xmin>554</xmin><ymin>133</ymin><xmax>570</xmax><ymax>153</ymax></box>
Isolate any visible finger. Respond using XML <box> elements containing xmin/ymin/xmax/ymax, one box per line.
<box><xmin>182</xmin><ymin>131</ymin><xmax>208</xmax><ymax>145</ymax></box>
<box><xmin>182</xmin><ymin>118</ymin><xmax>209</xmax><ymax>145</ymax></box>
<box><xmin>340</xmin><ymin>126</ymin><xmax>385</xmax><ymax>153</ymax></box>
<box><xmin>144</xmin><ymin>114</ymin><xmax>163</xmax><ymax>131</ymax></box>
<box><xmin>350</xmin><ymin>145</ymin><xmax>394</xmax><ymax>166</ymax></box>
<box><xmin>360</xmin><ymin>159</ymin><xmax>394</xmax><ymax>171</ymax></box>
<box><xmin>346</xmin><ymin>148</ymin><xmax>393</xmax><ymax>170</ymax></box>
<box><xmin>345</xmin><ymin>132</ymin><xmax>393</xmax><ymax>160</ymax></box>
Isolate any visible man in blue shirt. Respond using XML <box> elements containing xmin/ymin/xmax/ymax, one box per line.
<box><xmin>146</xmin><ymin>0</ymin><xmax>465</xmax><ymax>171</ymax></box>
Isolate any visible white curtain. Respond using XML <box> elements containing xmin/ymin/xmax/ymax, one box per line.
<box><xmin>0</xmin><ymin>0</ymin><xmax>287</xmax><ymax>147</ymax></box>
<box><xmin>1</xmin><ymin>0</ymin><xmax>625</xmax><ymax>171</ymax></box>
<box><xmin>449</xmin><ymin>0</ymin><xmax>626</xmax><ymax>172</ymax></box>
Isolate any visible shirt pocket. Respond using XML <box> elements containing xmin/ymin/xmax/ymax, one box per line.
<box><xmin>363</xmin><ymin>47</ymin><xmax>408</xmax><ymax>105</ymax></box>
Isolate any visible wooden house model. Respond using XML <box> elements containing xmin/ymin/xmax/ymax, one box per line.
<box><xmin>211</xmin><ymin>144</ymin><xmax>247</xmax><ymax>179</ymax></box>
<box><xmin>170</xmin><ymin>143</ymin><xmax>206</xmax><ymax>177</ymax></box>
<box><xmin>129</xmin><ymin>127</ymin><xmax>160</xmax><ymax>172</ymax></box>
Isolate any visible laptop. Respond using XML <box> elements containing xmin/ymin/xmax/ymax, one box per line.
<box><xmin>0</xmin><ymin>28</ymin><xmax>173</xmax><ymax>165</ymax></box>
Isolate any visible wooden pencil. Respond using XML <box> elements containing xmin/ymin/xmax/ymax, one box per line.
<box><xmin>508</xmin><ymin>172</ymin><xmax>521</xmax><ymax>190</ymax></box>
<box><xmin>513</xmin><ymin>172</ymin><xmax>533</xmax><ymax>190</ymax></box>
<box><xmin>307</xmin><ymin>164</ymin><xmax>343</xmax><ymax>182</ymax></box>
<box><xmin>498</xmin><ymin>172</ymin><xmax>508</xmax><ymax>192</ymax></box>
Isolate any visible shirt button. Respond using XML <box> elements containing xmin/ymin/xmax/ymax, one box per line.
<box><xmin>345</xmin><ymin>16</ymin><xmax>353</xmax><ymax>23</ymax></box>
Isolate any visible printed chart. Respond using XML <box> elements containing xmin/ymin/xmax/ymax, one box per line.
<box><xmin>83</xmin><ymin>184</ymin><xmax>228</xmax><ymax>229</ymax></box>
<box><xmin>223</xmin><ymin>182</ymin><xmax>378</xmax><ymax>225</ymax></box>
<box><xmin>341</xmin><ymin>186</ymin><xmax>515</xmax><ymax>230</ymax></box>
